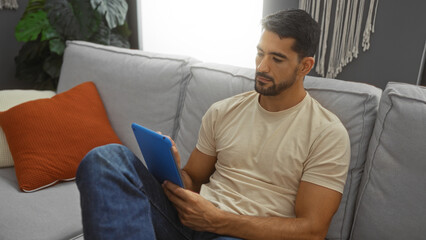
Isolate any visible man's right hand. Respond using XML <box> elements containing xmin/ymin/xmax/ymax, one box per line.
<box><xmin>159</xmin><ymin>132</ymin><xmax>217</xmax><ymax>193</ymax></box>
<box><xmin>161</xmin><ymin>134</ymin><xmax>182</xmax><ymax>169</ymax></box>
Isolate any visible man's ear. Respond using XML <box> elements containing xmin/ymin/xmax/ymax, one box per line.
<box><xmin>299</xmin><ymin>57</ymin><xmax>315</xmax><ymax>76</ymax></box>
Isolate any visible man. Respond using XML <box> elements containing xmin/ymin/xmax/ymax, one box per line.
<box><xmin>76</xmin><ymin>9</ymin><xmax>350</xmax><ymax>240</ymax></box>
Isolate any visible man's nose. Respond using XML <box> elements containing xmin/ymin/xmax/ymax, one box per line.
<box><xmin>256</xmin><ymin>58</ymin><xmax>270</xmax><ymax>73</ymax></box>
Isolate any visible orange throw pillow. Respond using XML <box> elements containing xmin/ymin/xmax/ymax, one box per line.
<box><xmin>0</xmin><ymin>82</ymin><xmax>122</xmax><ymax>192</ymax></box>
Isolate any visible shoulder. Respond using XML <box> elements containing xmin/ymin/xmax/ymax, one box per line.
<box><xmin>206</xmin><ymin>91</ymin><xmax>257</xmax><ymax>117</ymax></box>
<box><xmin>306</xmin><ymin>94</ymin><xmax>347</xmax><ymax>135</ymax></box>
<box><xmin>300</xmin><ymin>95</ymin><xmax>350</xmax><ymax>151</ymax></box>
<box><xmin>308</xmin><ymin>95</ymin><xmax>341</xmax><ymax>124</ymax></box>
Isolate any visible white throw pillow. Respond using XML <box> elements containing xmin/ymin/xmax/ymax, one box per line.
<box><xmin>0</xmin><ymin>89</ymin><xmax>56</xmax><ymax>167</ymax></box>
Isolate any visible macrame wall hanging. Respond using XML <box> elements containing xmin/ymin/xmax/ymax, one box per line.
<box><xmin>300</xmin><ymin>0</ymin><xmax>379</xmax><ymax>78</ymax></box>
<box><xmin>0</xmin><ymin>0</ymin><xmax>19</xmax><ymax>10</ymax></box>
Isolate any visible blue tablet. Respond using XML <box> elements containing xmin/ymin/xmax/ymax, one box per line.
<box><xmin>131</xmin><ymin>123</ymin><xmax>185</xmax><ymax>188</ymax></box>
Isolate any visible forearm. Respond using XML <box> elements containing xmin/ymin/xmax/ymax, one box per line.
<box><xmin>214</xmin><ymin>211</ymin><xmax>326</xmax><ymax>240</ymax></box>
<box><xmin>179</xmin><ymin>148</ymin><xmax>216</xmax><ymax>193</ymax></box>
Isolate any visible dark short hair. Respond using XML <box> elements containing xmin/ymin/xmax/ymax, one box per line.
<box><xmin>261</xmin><ymin>9</ymin><xmax>320</xmax><ymax>59</ymax></box>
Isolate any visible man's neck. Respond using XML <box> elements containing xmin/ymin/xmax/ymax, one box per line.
<box><xmin>258</xmin><ymin>82</ymin><xmax>307</xmax><ymax>112</ymax></box>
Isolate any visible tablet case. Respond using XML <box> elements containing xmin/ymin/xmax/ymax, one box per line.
<box><xmin>131</xmin><ymin>123</ymin><xmax>185</xmax><ymax>188</ymax></box>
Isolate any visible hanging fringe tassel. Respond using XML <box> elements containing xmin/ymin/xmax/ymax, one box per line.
<box><xmin>362</xmin><ymin>0</ymin><xmax>379</xmax><ymax>51</ymax></box>
<box><xmin>301</xmin><ymin>0</ymin><xmax>379</xmax><ymax>78</ymax></box>
<box><xmin>0</xmin><ymin>0</ymin><xmax>19</xmax><ymax>10</ymax></box>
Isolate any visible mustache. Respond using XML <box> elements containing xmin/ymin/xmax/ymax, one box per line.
<box><xmin>255</xmin><ymin>72</ymin><xmax>274</xmax><ymax>82</ymax></box>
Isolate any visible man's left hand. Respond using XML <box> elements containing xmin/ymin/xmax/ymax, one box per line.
<box><xmin>162</xmin><ymin>181</ymin><xmax>224</xmax><ymax>232</ymax></box>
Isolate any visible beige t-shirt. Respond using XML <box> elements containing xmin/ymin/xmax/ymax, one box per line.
<box><xmin>196</xmin><ymin>91</ymin><xmax>350</xmax><ymax>218</ymax></box>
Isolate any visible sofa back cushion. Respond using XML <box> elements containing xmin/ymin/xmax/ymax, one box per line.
<box><xmin>175</xmin><ymin>63</ymin><xmax>255</xmax><ymax>165</ymax></box>
<box><xmin>350</xmin><ymin>83</ymin><xmax>426</xmax><ymax>240</ymax></box>
<box><xmin>304</xmin><ymin>76</ymin><xmax>382</xmax><ymax>240</ymax></box>
<box><xmin>58</xmin><ymin>41</ymin><xmax>198</xmax><ymax>160</ymax></box>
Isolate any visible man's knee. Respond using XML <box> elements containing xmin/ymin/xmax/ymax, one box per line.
<box><xmin>76</xmin><ymin>144</ymin><xmax>132</xmax><ymax>182</ymax></box>
<box><xmin>84</xmin><ymin>143</ymin><xmax>129</xmax><ymax>161</ymax></box>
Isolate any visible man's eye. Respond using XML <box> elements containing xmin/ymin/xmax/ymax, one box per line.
<box><xmin>273</xmin><ymin>58</ymin><xmax>283</xmax><ymax>63</ymax></box>
<box><xmin>257</xmin><ymin>52</ymin><xmax>264</xmax><ymax>57</ymax></box>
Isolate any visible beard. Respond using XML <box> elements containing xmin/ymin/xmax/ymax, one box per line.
<box><xmin>254</xmin><ymin>70</ymin><xmax>298</xmax><ymax>96</ymax></box>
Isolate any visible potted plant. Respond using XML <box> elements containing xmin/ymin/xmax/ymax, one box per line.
<box><xmin>14</xmin><ymin>0</ymin><xmax>131</xmax><ymax>90</ymax></box>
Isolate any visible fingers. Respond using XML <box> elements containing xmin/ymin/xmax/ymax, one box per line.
<box><xmin>170</xmin><ymin>145</ymin><xmax>181</xmax><ymax>168</ymax></box>
<box><xmin>162</xmin><ymin>181</ymin><xmax>188</xmax><ymax>208</ymax></box>
<box><xmin>163</xmin><ymin>181</ymin><xmax>201</xmax><ymax>226</ymax></box>
<box><xmin>159</xmin><ymin>133</ymin><xmax>175</xmax><ymax>146</ymax></box>
<box><xmin>163</xmin><ymin>181</ymin><xmax>185</xmax><ymax>199</ymax></box>
<box><xmin>163</xmin><ymin>181</ymin><xmax>222</xmax><ymax>232</ymax></box>
<box><xmin>156</xmin><ymin>131</ymin><xmax>181</xmax><ymax>167</ymax></box>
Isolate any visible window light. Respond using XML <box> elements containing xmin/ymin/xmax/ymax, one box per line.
<box><xmin>139</xmin><ymin>0</ymin><xmax>263</xmax><ymax>69</ymax></box>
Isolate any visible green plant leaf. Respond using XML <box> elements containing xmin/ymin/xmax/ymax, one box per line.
<box><xmin>15</xmin><ymin>11</ymin><xmax>50</xmax><ymax>42</ymax></box>
<box><xmin>15</xmin><ymin>38</ymin><xmax>59</xmax><ymax>90</ymax></box>
<box><xmin>22</xmin><ymin>0</ymin><xmax>45</xmax><ymax>17</ymax></box>
<box><xmin>49</xmin><ymin>38</ymin><xmax>65</xmax><ymax>55</ymax></box>
<box><xmin>110</xmin><ymin>24</ymin><xmax>130</xmax><ymax>48</ymax></box>
<box><xmin>14</xmin><ymin>0</ymin><xmax>130</xmax><ymax>91</ymax></box>
<box><xmin>15</xmin><ymin>36</ymin><xmax>49</xmax><ymax>62</ymax></box>
<box><xmin>109</xmin><ymin>32</ymin><xmax>130</xmax><ymax>48</ymax></box>
<box><xmin>43</xmin><ymin>23</ymin><xmax>60</xmax><ymax>40</ymax></box>
<box><xmin>89</xmin><ymin>20</ymin><xmax>130</xmax><ymax>48</ymax></box>
<box><xmin>46</xmin><ymin>0</ymin><xmax>100</xmax><ymax>40</ymax></box>
<box><xmin>113</xmin><ymin>22</ymin><xmax>131</xmax><ymax>39</ymax></box>
<box><xmin>88</xmin><ymin>20</ymin><xmax>110</xmax><ymax>45</ymax></box>
<box><xmin>43</xmin><ymin>54</ymin><xmax>63</xmax><ymax>78</ymax></box>
<box><xmin>90</xmin><ymin>0</ymin><xmax>128</xmax><ymax>29</ymax></box>
<box><xmin>14</xmin><ymin>40</ymin><xmax>50</xmax><ymax>86</ymax></box>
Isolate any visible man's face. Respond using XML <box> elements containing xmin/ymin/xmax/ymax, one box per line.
<box><xmin>255</xmin><ymin>31</ymin><xmax>302</xmax><ymax>96</ymax></box>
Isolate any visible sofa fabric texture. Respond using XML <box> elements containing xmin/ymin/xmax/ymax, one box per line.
<box><xmin>57</xmin><ymin>41</ymin><xmax>199</xmax><ymax>161</ymax></box>
<box><xmin>304</xmin><ymin>77</ymin><xmax>382</xmax><ymax>239</ymax></box>
<box><xmin>0</xmin><ymin>168</ymin><xmax>83</xmax><ymax>240</ymax></box>
<box><xmin>351</xmin><ymin>83</ymin><xmax>426</xmax><ymax>240</ymax></box>
<box><xmin>1</xmin><ymin>41</ymin><xmax>425</xmax><ymax>240</ymax></box>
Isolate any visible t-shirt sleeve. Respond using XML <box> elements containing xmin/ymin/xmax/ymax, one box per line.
<box><xmin>196</xmin><ymin>105</ymin><xmax>218</xmax><ymax>157</ymax></box>
<box><xmin>301</xmin><ymin>122</ymin><xmax>351</xmax><ymax>194</ymax></box>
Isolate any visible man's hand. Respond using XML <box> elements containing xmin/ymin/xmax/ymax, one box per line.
<box><xmin>160</xmin><ymin>134</ymin><xmax>181</xmax><ymax>168</ymax></box>
<box><xmin>159</xmin><ymin>134</ymin><xmax>197</xmax><ymax>190</ymax></box>
<box><xmin>162</xmin><ymin>181</ymin><xmax>224</xmax><ymax>232</ymax></box>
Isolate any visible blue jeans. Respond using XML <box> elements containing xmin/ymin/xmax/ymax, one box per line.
<box><xmin>76</xmin><ymin>144</ymin><xmax>240</xmax><ymax>240</ymax></box>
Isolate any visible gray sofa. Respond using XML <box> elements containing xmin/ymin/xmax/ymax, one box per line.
<box><xmin>0</xmin><ymin>41</ymin><xmax>425</xmax><ymax>240</ymax></box>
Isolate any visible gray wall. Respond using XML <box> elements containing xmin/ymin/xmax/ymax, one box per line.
<box><xmin>263</xmin><ymin>0</ymin><xmax>426</xmax><ymax>89</ymax></box>
<box><xmin>0</xmin><ymin>0</ymin><xmax>32</xmax><ymax>90</ymax></box>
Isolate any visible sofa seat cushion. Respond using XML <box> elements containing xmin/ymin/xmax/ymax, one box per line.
<box><xmin>57</xmin><ymin>41</ymin><xmax>198</xmax><ymax>161</ymax></box>
<box><xmin>304</xmin><ymin>76</ymin><xmax>382</xmax><ymax>240</ymax></box>
<box><xmin>0</xmin><ymin>168</ymin><xmax>82</xmax><ymax>240</ymax></box>
<box><xmin>351</xmin><ymin>83</ymin><xmax>426</xmax><ymax>240</ymax></box>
